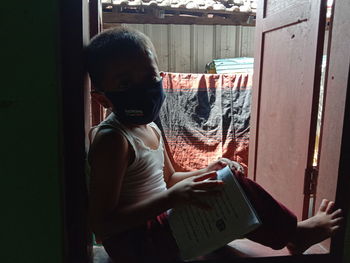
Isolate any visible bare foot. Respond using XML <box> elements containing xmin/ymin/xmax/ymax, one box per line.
<box><xmin>286</xmin><ymin>199</ymin><xmax>343</xmax><ymax>254</ymax></box>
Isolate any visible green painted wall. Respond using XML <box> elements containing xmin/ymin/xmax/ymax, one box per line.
<box><xmin>1</xmin><ymin>1</ymin><xmax>63</xmax><ymax>263</ymax></box>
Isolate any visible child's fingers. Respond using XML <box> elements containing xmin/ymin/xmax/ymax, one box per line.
<box><xmin>319</xmin><ymin>199</ymin><xmax>329</xmax><ymax>212</ymax></box>
<box><xmin>326</xmin><ymin>201</ymin><xmax>335</xmax><ymax>214</ymax></box>
<box><xmin>331</xmin><ymin>225</ymin><xmax>341</xmax><ymax>235</ymax></box>
<box><xmin>194</xmin><ymin>171</ymin><xmax>217</xmax><ymax>182</ymax></box>
<box><xmin>230</xmin><ymin>162</ymin><xmax>244</xmax><ymax>174</ymax></box>
<box><xmin>219</xmin><ymin>158</ymin><xmax>244</xmax><ymax>175</ymax></box>
<box><xmin>331</xmin><ymin>217</ymin><xmax>344</xmax><ymax>227</ymax></box>
<box><xmin>331</xmin><ymin>209</ymin><xmax>343</xmax><ymax>219</ymax></box>
<box><xmin>193</xmin><ymin>180</ymin><xmax>224</xmax><ymax>190</ymax></box>
<box><xmin>218</xmin><ymin>160</ymin><xmax>228</xmax><ymax>168</ymax></box>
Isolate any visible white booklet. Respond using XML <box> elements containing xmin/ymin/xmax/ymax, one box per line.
<box><xmin>168</xmin><ymin>166</ymin><xmax>261</xmax><ymax>260</ymax></box>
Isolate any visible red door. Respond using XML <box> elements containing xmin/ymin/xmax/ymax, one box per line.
<box><xmin>314</xmin><ymin>0</ymin><xmax>350</xmax><ymax>250</ymax></box>
<box><xmin>248</xmin><ymin>0</ymin><xmax>327</xmax><ymax>220</ymax></box>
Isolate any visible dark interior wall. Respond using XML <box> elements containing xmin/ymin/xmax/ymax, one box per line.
<box><xmin>1</xmin><ymin>1</ymin><xmax>63</xmax><ymax>263</ymax></box>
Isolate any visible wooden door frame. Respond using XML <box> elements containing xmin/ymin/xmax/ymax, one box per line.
<box><xmin>323</xmin><ymin>0</ymin><xmax>350</xmax><ymax>260</ymax></box>
<box><xmin>59</xmin><ymin>0</ymin><xmax>91</xmax><ymax>262</ymax></box>
<box><xmin>90</xmin><ymin>0</ymin><xmax>105</xmax><ymax>126</ymax></box>
<box><xmin>59</xmin><ymin>0</ymin><xmax>348</xmax><ymax>262</ymax></box>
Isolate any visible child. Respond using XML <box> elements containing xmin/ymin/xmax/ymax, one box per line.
<box><xmin>85</xmin><ymin>27</ymin><xmax>343</xmax><ymax>263</ymax></box>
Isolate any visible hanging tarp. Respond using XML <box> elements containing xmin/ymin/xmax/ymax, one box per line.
<box><xmin>157</xmin><ymin>72</ymin><xmax>252</xmax><ymax>173</ymax></box>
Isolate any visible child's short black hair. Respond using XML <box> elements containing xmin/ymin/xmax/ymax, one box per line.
<box><xmin>85</xmin><ymin>26</ymin><xmax>157</xmax><ymax>90</ymax></box>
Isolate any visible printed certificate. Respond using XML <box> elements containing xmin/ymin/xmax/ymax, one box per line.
<box><xmin>168</xmin><ymin>166</ymin><xmax>261</xmax><ymax>260</ymax></box>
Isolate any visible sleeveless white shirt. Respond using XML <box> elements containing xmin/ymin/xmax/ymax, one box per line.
<box><xmin>98</xmin><ymin>113</ymin><xmax>168</xmax><ymax>205</ymax></box>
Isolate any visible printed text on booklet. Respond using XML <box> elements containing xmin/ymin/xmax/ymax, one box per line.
<box><xmin>168</xmin><ymin>166</ymin><xmax>261</xmax><ymax>260</ymax></box>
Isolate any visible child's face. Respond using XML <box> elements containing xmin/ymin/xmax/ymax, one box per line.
<box><xmin>101</xmin><ymin>49</ymin><xmax>161</xmax><ymax>93</ymax></box>
<box><xmin>94</xmin><ymin>48</ymin><xmax>165</xmax><ymax>125</ymax></box>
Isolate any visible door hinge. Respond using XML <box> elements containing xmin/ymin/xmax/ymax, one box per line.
<box><xmin>304</xmin><ymin>166</ymin><xmax>319</xmax><ymax>195</ymax></box>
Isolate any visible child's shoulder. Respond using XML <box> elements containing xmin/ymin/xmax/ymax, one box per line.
<box><xmin>89</xmin><ymin>114</ymin><xmax>126</xmax><ymax>144</ymax></box>
<box><xmin>92</xmin><ymin>126</ymin><xmax>127</xmax><ymax>148</ymax></box>
<box><xmin>88</xmin><ymin>126</ymin><xmax>129</xmax><ymax>161</ymax></box>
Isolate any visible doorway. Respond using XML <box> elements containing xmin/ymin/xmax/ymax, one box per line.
<box><xmin>59</xmin><ymin>0</ymin><xmax>348</xmax><ymax>262</ymax></box>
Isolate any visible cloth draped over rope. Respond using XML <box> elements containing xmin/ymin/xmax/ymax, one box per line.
<box><xmin>157</xmin><ymin>72</ymin><xmax>252</xmax><ymax>174</ymax></box>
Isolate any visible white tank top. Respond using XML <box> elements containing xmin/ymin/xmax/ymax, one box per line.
<box><xmin>98</xmin><ymin>113</ymin><xmax>168</xmax><ymax>205</ymax></box>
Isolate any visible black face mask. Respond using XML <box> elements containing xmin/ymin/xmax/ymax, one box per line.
<box><xmin>104</xmin><ymin>79</ymin><xmax>165</xmax><ymax>125</ymax></box>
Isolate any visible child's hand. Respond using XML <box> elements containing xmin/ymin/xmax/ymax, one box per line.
<box><xmin>204</xmin><ymin>158</ymin><xmax>244</xmax><ymax>177</ymax></box>
<box><xmin>216</xmin><ymin>158</ymin><xmax>245</xmax><ymax>177</ymax></box>
<box><xmin>167</xmin><ymin>172</ymin><xmax>224</xmax><ymax>210</ymax></box>
<box><xmin>205</xmin><ymin>159</ymin><xmax>228</xmax><ymax>174</ymax></box>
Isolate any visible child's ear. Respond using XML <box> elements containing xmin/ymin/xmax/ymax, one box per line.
<box><xmin>91</xmin><ymin>91</ymin><xmax>112</xmax><ymax>109</ymax></box>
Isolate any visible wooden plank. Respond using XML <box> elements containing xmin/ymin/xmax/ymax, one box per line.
<box><xmin>239</xmin><ymin>26</ymin><xmax>255</xmax><ymax>57</ymax></box>
<box><xmin>146</xmin><ymin>24</ymin><xmax>170</xmax><ymax>72</ymax></box>
<box><xmin>300</xmin><ymin>0</ymin><xmax>328</xmax><ymax>219</ymax></box>
<box><xmin>220</xmin><ymin>25</ymin><xmax>238</xmax><ymax>58</ymax></box>
<box><xmin>315</xmin><ymin>0</ymin><xmax>350</xmax><ymax>254</ymax></box>
<box><xmin>190</xmin><ymin>24</ymin><xmax>195</xmax><ymax>72</ymax></box>
<box><xmin>90</xmin><ymin>0</ymin><xmax>103</xmax><ymax>37</ymax></box>
<box><xmin>247</xmin><ymin>0</ymin><xmax>263</xmax><ymax>182</ymax></box>
<box><xmin>60</xmin><ymin>0</ymin><xmax>91</xmax><ymax>261</ymax></box>
<box><xmin>172</xmin><ymin>25</ymin><xmax>191</xmax><ymax>72</ymax></box>
<box><xmin>194</xmin><ymin>25</ymin><xmax>214</xmax><ymax>72</ymax></box>
<box><xmin>262</xmin><ymin>2</ymin><xmax>310</xmax><ymax>33</ymax></box>
<box><xmin>102</xmin><ymin>3</ymin><xmax>255</xmax><ymax>17</ymax></box>
<box><xmin>103</xmin><ymin>12</ymin><xmax>254</xmax><ymax>26</ymax></box>
<box><xmin>90</xmin><ymin>0</ymin><xmax>104</xmax><ymax>126</ymax></box>
<box><xmin>167</xmin><ymin>24</ymin><xmax>175</xmax><ymax>72</ymax></box>
<box><xmin>265</xmin><ymin>0</ymin><xmax>301</xmax><ymax>17</ymax></box>
<box><xmin>214</xmin><ymin>24</ymin><xmax>222</xmax><ymax>58</ymax></box>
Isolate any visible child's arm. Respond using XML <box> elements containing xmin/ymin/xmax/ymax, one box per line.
<box><xmin>163</xmin><ymin>148</ymin><xmax>229</xmax><ymax>187</ymax></box>
<box><xmin>88</xmin><ymin>129</ymin><xmax>224</xmax><ymax>240</ymax></box>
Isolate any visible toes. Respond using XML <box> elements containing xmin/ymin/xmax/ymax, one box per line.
<box><xmin>319</xmin><ymin>199</ymin><xmax>329</xmax><ymax>212</ymax></box>
<box><xmin>325</xmin><ymin>201</ymin><xmax>335</xmax><ymax>214</ymax></box>
<box><xmin>331</xmin><ymin>217</ymin><xmax>344</xmax><ymax>226</ymax></box>
<box><xmin>331</xmin><ymin>209</ymin><xmax>343</xmax><ymax>219</ymax></box>
<box><xmin>331</xmin><ymin>225</ymin><xmax>341</xmax><ymax>234</ymax></box>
